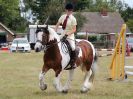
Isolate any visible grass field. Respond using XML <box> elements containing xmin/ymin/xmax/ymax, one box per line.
<box><xmin>0</xmin><ymin>51</ymin><xmax>133</xmax><ymax>99</ymax></box>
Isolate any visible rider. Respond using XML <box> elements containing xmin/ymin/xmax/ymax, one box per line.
<box><xmin>55</xmin><ymin>3</ymin><xmax>77</xmax><ymax>68</ymax></box>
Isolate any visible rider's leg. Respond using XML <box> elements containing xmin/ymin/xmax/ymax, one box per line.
<box><xmin>67</xmin><ymin>39</ymin><xmax>77</xmax><ymax>68</ymax></box>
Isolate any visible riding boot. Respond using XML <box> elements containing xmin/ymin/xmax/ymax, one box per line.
<box><xmin>70</xmin><ymin>50</ymin><xmax>77</xmax><ymax>69</ymax></box>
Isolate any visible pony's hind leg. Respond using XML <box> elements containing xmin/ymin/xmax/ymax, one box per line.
<box><xmin>53</xmin><ymin>69</ymin><xmax>63</xmax><ymax>92</ymax></box>
<box><xmin>81</xmin><ymin>69</ymin><xmax>94</xmax><ymax>93</ymax></box>
<box><xmin>39</xmin><ymin>65</ymin><xmax>49</xmax><ymax>91</ymax></box>
<box><xmin>62</xmin><ymin>69</ymin><xmax>74</xmax><ymax>93</ymax></box>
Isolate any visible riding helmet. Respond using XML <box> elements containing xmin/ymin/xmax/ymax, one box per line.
<box><xmin>65</xmin><ymin>3</ymin><xmax>74</xmax><ymax>10</ymax></box>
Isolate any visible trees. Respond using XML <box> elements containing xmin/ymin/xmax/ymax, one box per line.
<box><xmin>23</xmin><ymin>0</ymin><xmax>64</xmax><ymax>24</ymax></box>
<box><xmin>74</xmin><ymin>12</ymin><xmax>86</xmax><ymax>32</ymax></box>
<box><xmin>65</xmin><ymin>0</ymin><xmax>118</xmax><ymax>12</ymax></box>
<box><xmin>121</xmin><ymin>7</ymin><xmax>133</xmax><ymax>32</ymax></box>
<box><xmin>0</xmin><ymin>0</ymin><xmax>28</xmax><ymax>32</ymax></box>
<box><xmin>43</xmin><ymin>0</ymin><xmax>64</xmax><ymax>25</ymax></box>
<box><xmin>121</xmin><ymin>7</ymin><xmax>133</xmax><ymax>22</ymax></box>
<box><xmin>126</xmin><ymin>19</ymin><xmax>133</xmax><ymax>32</ymax></box>
<box><xmin>0</xmin><ymin>0</ymin><xmax>19</xmax><ymax>25</ymax></box>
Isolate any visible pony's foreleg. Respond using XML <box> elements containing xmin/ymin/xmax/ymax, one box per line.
<box><xmin>81</xmin><ymin>69</ymin><xmax>93</xmax><ymax>93</ymax></box>
<box><xmin>53</xmin><ymin>70</ymin><xmax>63</xmax><ymax>92</ymax></box>
<box><xmin>39</xmin><ymin>66</ymin><xmax>49</xmax><ymax>91</ymax></box>
<box><xmin>62</xmin><ymin>69</ymin><xmax>74</xmax><ymax>93</ymax></box>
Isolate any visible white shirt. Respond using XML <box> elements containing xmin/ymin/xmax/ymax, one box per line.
<box><xmin>58</xmin><ymin>14</ymin><xmax>77</xmax><ymax>39</ymax></box>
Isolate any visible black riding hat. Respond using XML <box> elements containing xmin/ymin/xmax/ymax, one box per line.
<box><xmin>65</xmin><ymin>3</ymin><xmax>74</xmax><ymax>10</ymax></box>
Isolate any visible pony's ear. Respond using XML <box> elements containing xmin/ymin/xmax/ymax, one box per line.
<box><xmin>43</xmin><ymin>25</ymin><xmax>49</xmax><ymax>34</ymax></box>
<box><xmin>35</xmin><ymin>25</ymin><xmax>39</xmax><ymax>33</ymax></box>
<box><xmin>37</xmin><ymin>25</ymin><xmax>39</xmax><ymax>29</ymax></box>
<box><xmin>46</xmin><ymin>25</ymin><xmax>48</xmax><ymax>30</ymax></box>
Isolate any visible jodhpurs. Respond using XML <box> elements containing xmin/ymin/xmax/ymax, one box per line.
<box><xmin>67</xmin><ymin>38</ymin><xmax>75</xmax><ymax>51</ymax></box>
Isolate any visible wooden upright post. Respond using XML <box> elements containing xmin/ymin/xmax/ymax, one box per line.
<box><xmin>109</xmin><ymin>24</ymin><xmax>126</xmax><ymax>80</ymax></box>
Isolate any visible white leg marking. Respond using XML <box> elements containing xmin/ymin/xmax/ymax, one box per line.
<box><xmin>39</xmin><ymin>72</ymin><xmax>47</xmax><ymax>90</ymax></box>
<box><xmin>53</xmin><ymin>73</ymin><xmax>63</xmax><ymax>92</ymax></box>
<box><xmin>63</xmin><ymin>69</ymin><xmax>74</xmax><ymax>92</ymax></box>
<box><xmin>81</xmin><ymin>70</ymin><xmax>93</xmax><ymax>93</ymax></box>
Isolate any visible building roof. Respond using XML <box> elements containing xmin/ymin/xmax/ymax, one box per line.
<box><xmin>80</xmin><ymin>12</ymin><xmax>130</xmax><ymax>33</ymax></box>
<box><xmin>0</xmin><ymin>22</ymin><xmax>14</xmax><ymax>35</ymax></box>
<box><xmin>0</xmin><ymin>29</ymin><xmax>5</xmax><ymax>33</ymax></box>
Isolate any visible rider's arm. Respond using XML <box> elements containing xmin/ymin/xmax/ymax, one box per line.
<box><xmin>55</xmin><ymin>22</ymin><xmax>60</xmax><ymax>32</ymax></box>
<box><xmin>65</xmin><ymin>25</ymin><xmax>76</xmax><ymax>35</ymax></box>
<box><xmin>55</xmin><ymin>15</ymin><xmax>63</xmax><ymax>32</ymax></box>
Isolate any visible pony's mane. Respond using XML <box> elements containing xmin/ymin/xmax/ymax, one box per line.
<box><xmin>48</xmin><ymin>27</ymin><xmax>60</xmax><ymax>42</ymax></box>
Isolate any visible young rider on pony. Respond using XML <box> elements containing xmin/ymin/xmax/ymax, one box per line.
<box><xmin>55</xmin><ymin>3</ymin><xmax>77</xmax><ymax>69</ymax></box>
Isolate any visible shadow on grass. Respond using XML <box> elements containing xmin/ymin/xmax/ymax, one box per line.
<box><xmin>33</xmin><ymin>89</ymin><xmax>85</xmax><ymax>96</ymax></box>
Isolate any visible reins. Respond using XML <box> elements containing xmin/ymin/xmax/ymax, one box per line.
<box><xmin>44</xmin><ymin>40</ymin><xmax>61</xmax><ymax>51</ymax></box>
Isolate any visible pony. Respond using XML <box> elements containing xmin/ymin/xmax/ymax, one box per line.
<box><xmin>35</xmin><ymin>25</ymin><xmax>97</xmax><ymax>93</ymax></box>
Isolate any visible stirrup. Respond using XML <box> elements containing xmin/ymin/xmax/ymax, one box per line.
<box><xmin>72</xmin><ymin>64</ymin><xmax>76</xmax><ymax>69</ymax></box>
<box><xmin>70</xmin><ymin>61</ymin><xmax>76</xmax><ymax>68</ymax></box>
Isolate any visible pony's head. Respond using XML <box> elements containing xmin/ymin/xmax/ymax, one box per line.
<box><xmin>34</xmin><ymin>26</ymin><xmax>44</xmax><ymax>52</ymax></box>
<box><xmin>34</xmin><ymin>25</ymin><xmax>60</xmax><ymax>52</ymax></box>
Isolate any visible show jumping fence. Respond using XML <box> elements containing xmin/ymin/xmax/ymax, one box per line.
<box><xmin>125</xmin><ymin>66</ymin><xmax>133</xmax><ymax>76</ymax></box>
<box><xmin>109</xmin><ymin>24</ymin><xmax>133</xmax><ymax>80</ymax></box>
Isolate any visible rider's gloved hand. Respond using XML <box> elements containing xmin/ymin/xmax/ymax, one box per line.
<box><xmin>62</xmin><ymin>34</ymin><xmax>68</xmax><ymax>41</ymax></box>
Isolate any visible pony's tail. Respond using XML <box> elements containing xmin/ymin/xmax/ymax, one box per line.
<box><xmin>88</xmin><ymin>51</ymin><xmax>98</xmax><ymax>83</ymax></box>
<box><xmin>91</xmin><ymin>51</ymin><xmax>98</xmax><ymax>75</ymax></box>
<box><xmin>94</xmin><ymin>51</ymin><xmax>98</xmax><ymax>62</ymax></box>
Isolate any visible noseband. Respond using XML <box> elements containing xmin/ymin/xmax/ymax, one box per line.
<box><xmin>36</xmin><ymin>40</ymin><xmax>42</xmax><ymax>43</ymax></box>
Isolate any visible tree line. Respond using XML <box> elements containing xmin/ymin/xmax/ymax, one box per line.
<box><xmin>0</xmin><ymin>0</ymin><xmax>133</xmax><ymax>32</ymax></box>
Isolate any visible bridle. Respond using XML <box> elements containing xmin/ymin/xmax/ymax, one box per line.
<box><xmin>36</xmin><ymin>30</ymin><xmax>61</xmax><ymax>51</ymax></box>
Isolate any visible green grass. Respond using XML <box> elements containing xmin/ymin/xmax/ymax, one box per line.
<box><xmin>0</xmin><ymin>51</ymin><xmax>133</xmax><ymax>99</ymax></box>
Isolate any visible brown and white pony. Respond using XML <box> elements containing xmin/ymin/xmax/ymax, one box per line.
<box><xmin>35</xmin><ymin>26</ymin><xmax>97</xmax><ymax>93</ymax></box>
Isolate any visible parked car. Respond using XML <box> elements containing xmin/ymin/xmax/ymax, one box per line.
<box><xmin>126</xmin><ymin>37</ymin><xmax>133</xmax><ymax>51</ymax></box>
<box><xmin>10</xmin><ymin>38</ymin><xmax>31</xmax><ymax>52</ymax></box>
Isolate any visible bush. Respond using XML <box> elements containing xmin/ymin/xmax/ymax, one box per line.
<box><xmin>74</xmin><ymin>12</ymin><xmax>86</xmax><ymax>32</ymax></box>
<box><xmin>88</xmin><ymin>36</ymin><xmax>97</xmax><ymax>42</ymax></box>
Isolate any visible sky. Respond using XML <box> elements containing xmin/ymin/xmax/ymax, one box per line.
<box><xmin>123</xmin><ymin>0</ymin><xmax>133</xmax><ymax>8</ymax></box>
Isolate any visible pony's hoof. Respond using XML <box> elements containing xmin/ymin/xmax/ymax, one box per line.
<box><xmin>62</xmin><ymin>90</ymin><xmax>68</xmax><ymax>94</ymax></box>
<box><xmin>80</xmin><ymin>88</ymin><xmax>90</xmax><ymax>93</ymax></box>
<box><xmin>40</xmin><ymin>84</ymin><xmax>47</xmax><ymax>91</ymax></box>
<box><xmin>80</xmin><ymin>90</ymin><xmax>88</xmax><ymax>93</ymax></box>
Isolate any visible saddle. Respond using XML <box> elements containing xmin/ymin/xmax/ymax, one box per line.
<box><xmin>61</xmin><ymin>40</ymin><xmax>79</xmax><ymax>70</ymax></box>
